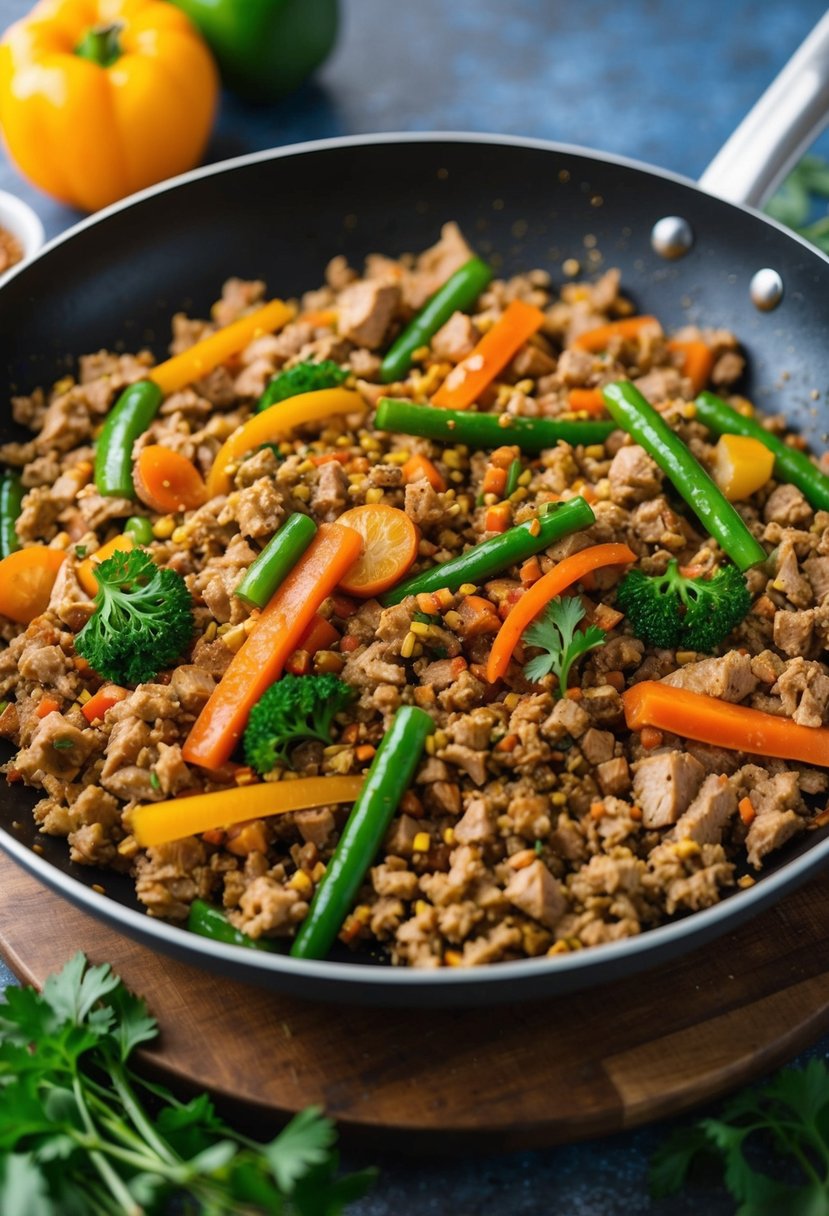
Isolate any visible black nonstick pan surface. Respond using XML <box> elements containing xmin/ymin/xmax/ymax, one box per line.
<box><xmin>1</xmin><ymin>130</ymin><xmax>829</xmax><ymax>1006</ymax></box>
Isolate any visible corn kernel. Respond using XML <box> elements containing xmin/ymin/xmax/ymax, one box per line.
<box><xmin>353</xmin><ymin>904</ymin><xmax>372</xmax><ymax>924</ymax></box>
<box><xmin>584</xmin><ymin>444</ymin><xmax>605</xmax><ymax>459</ymax></box>
<box><xmin>442</xmin><ymin>827</ymin><xmax>455</xmax><ymax>845</ymax></box>
<box><xmin>171</xmin><ymin>525</ymin><xmax>190</xmax><ymax>545</ymax></box>
<box><xmin>411</xmin><ymin>344</ymin><xmax>430</xmax><ymax>363</ymax></box>
<box><xmin>221</xmin><ymin>624</ymin><xmax>247</xmax><ymax>653</ymax></box>
<box><xmin>315</xmin><ymin>650</ymin><xmax>345</xmax><ymax>674</ymax></box>
<box><xmin>434</xmin><ymin>729</ymin><xmax>448</xmax><ymax>750</ymax></box>
<box><xmin>387</xmin><ymin>449</ymin><xmax>410</xmax><ymax>464</ymax></box>
<box><xmin>443</xmin><ymin>449</ymin><xmax>462</xmax><ymax>469</ymax></box>
<box><xmin>675</xmin><ymin>650</ymin><xmax>697</xmax><ymax>665</ymax></box>
<box><xmin>674</xmin><ymin>839</ymin><xmax>700</xmax><ymax>859</ymax></box>
<box><xmin>117</xmin><ymin>835</ymin><xmax>140</xmax><ymax>859</ymax></box>
<box><xmin>365</xmin><ymin>487</ymin><xmax>384</xmax><ymax>504</ymax></box>
<box><xmin>509</xmin><ymin>486</ymin><xmax>529</xmax><ymax>503</ymax></box>
<box><xmin>504</xmin><ymin>692</ymin><xmax>521</xmax><ymax>711</ymax></box>
<box><xmin>77</xmin><ymin>688</ymin><xmax>92</xmax><ymax>705</ymax></box>
<box><xmin>412</xmin><ymin>831</ymin><xmax>431</xmax><ymax>853</ymax></box>
<box><xmin>288</xmin><ymin>870</ymin><xmax>313</xmax><ymax>895</ymax></box>
<box><xmin>202</xmin><ymin>621</ymin><xmax>218</xmax><ymax>643</ymax></box>
<box><xmin>48</xmin><ymin>531</ymin><xmax>71</xmax><ymax>550</ymax></box>
<box><xmin>443</xmin><ymin>610</ymin><xmax>463</xmax><ymax>631</ymax></box>
<box><xmin>415</xmin><ymin>899</ymin><xmax>429</xmax><ymax>917</ymax></box>
<box><xmin>459</xmin><ymin>583</ymin><xmax>477</xmax><ymax>596</ymax></box>
<box><xmin>360</xmin><ymin>435</ymin><xmax>380</xmax><ymax>452</ymax></box>
<box><xmin>410</xmin><ymin>620</ymin><xmax>431</xmax><ymax>637</ymax></box>
<box><xmin>443</xmin><ymin>949</ymin><xmax>463</xmax><ymax>967</ymax></box>
<box><xmin>401</xmin><ymin>631</ymin><xmax>417</xmax><ymax>659</ymax></box>
<box><xmin>551</xmin><ymin>791</ymin><xmax>567</xmax><ymax>806</ymax></box>
<box><xmin>738</xmin><ymin>874</ymin><xmax>756</xmax><ymax>889</ymax></box>
<box><xmin>517</xmin><ymin>468</ymin><xmax>533</xmax><ymax>487</ymax></box>
<box><xmin>528</xmin><ymin>518</ymin><xmax>541</xmax><ymax>537</ymax></box>
<box><xmin>292</xmin><ymin>484</ymin><xmax>311</xmax><ymax>502</ymax></box>
<box><xmin>425</xmin><ymin>735</ymin><xmax>436</xmax><ymax>755</ymax></box>
<box><xmin>152</xmin><ymin>516</ymin><xmax>176</xmax><ymax>539</ymax></box>
<box><xmin>547</xmin><ymin>940</ymin><xmax>570</xmax><ymax>956</ymax></box>
<box><xmin>347</xmin><ymin>473</ymin><xmax>366</xmax><ymax>485</ymax></box>
<box><xmin>311</xmin><ymin>861</ymin><xmax>327</xmax><ymax>882</ymax></box>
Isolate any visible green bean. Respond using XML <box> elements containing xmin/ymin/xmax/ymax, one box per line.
<box><xmin>94</xmin><ymin>380</ymin><xmax>164</xmax><ymax>498</ymax></box>
<box><xmin>123</xmin><ymin>515</ymin><xmax>154</xmax><ymax>546</ymax></box>
<box><xmin>504</xmin><ymin>457</ymin><xmax>522</xmax><ymax>498</ymax></box>
<box><xmin>234</xmin><ymin>512</ymin><xmax>318</xmax><ymax>609</ymax></box>
<box><xmin>374</xmin><ymin>397</ymin><xmax>615</xmax><ymax>450</ymax></box>
<box><xmin>290</xmin><ymin>705</ymin><xmax>434</xmax><ymax>960</ymax></box>
<box><xmin>0</xmin><ymin>471</ymin><xmax>24</xmax><ymax>558</ymax></box>
<box><xmin>380</xmin><ymin>256</ymin><xmax>493</xmax><ymax>383</ymax></box>
<box><xmin>602</xmin><ymin>381</ymin><xmax>766</xmax><ymax>572</ymax></box>
<box><xmin>695</xmin><ymin>390</ymin><xmax>829</xmax><ymax>512</ymax></box>
<box><xmin>379</xmin><ymin>495</ymin><xmax>595</xmax><ymax>606</ymax></box>
<box><xmin>188</xmin><ymin>899</ymin><xmax>276</xmax><ymax>952</ymax></box>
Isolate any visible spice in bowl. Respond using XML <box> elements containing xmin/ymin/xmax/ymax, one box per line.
<box><xmin>0</xmin><ymin>224</ymin><xmax>23</xmax><ymax>272</ymax></box>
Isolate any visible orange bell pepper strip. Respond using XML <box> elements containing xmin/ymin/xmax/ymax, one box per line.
<box><xmin>130</xmin><ymin>775</ymin><xmax>364</xmax><ymax>848</ymax></box>
<box><xmin>572</xmin><ymin>316</ymin><xmax>662</xmax><ymax>353</ymax></box>
<box><xmin>0</xmin><ymin>1</ymin><xmax>218</xmax><ymax>213</ymax></box>
<box><xmin>182</xmin><ymin>521</ymin><xmax>363</xmax><ymax>770</ymax></box>
<box><xmin>150</xmin><ymin>299</ymin><xmax>294</xmax><ymax>397</ymax></box>
<box><xmin>77</xmin><ymin>533</ymin><xmax>135</xmax><ymax>598</ymax></box>
<box><xmin>0</xmin><ymin>547</ymin><xmax>67</xmax><ymax>623</ymax></box>
<box><xmin>486</xmin><ymin>542</ymin><xmax>636</xmax><ymax>683</ymax></box>
<box><xmin>206</xmin><ymin>387</ymin><xmax>366</xmax><ymax>498</ymax></box>
<box><xmin>667</xmin><ymin>339</ymin><xmax>715</xmax><ymax>395</ymax></box>
<box><xmin>623</xmin><ymin>681</ymin><xmax>829</xmax><ymax>768</ymax></box>
<box><xmin>431</xmin><ymin>299</ymin><xmax>545</xmax><ymax>410</ymax></box>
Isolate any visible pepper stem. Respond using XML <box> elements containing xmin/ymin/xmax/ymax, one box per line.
<box><xmin>75</xmin><ymin>22</ymin><xmax>123</xmax><ymax>68</ymax></box>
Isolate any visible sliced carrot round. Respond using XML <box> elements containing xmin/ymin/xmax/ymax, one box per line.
<box><xmin>134</xmin><ymin>445</ymin><xmax>207</xmax><ymax>514</ymax></box>
<box><xmin>336</xmin><ymin>505</ymin><xmax>418</xmax><ymax>597</ymax></box>
<box><xmin>0</xmin><ymin>547</ymin><xmax>67</xmax><ymax>623</ymax></box>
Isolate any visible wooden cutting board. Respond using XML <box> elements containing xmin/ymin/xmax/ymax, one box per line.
<box><xmin>2</xmin><ymin>850</ymin><xmax>829</xmax><ymax>1151</ymax></box>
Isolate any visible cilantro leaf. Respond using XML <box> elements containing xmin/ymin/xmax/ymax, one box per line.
<box><xmin>264</xmin><ymin>1106</ymin><xmax>338</xmax><ymax>1194</ymax></box>
<box><xmin>41</xmin><ymin>951</ymin><xmax>119</xmax><ymax>1028</ymax></box>
<box><xmin>0</xmin><ymin>1152</ymin><xmax>55</xmax><ymax>1216</ymax></box>
<box><xmin>521</xmin><ymin>597</ymin><xmax>606</xmax><ymax>696</ymax></box>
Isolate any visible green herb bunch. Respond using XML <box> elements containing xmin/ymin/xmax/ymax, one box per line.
<box><xmin>0</xmin><ymin>952</ymin><xmax>374</xmax><ymax>1215</ymax></box>
<box><xmin>521</xmin><ymin>596</ymin><xmax>606</xmax><ymax>694</ymax></box>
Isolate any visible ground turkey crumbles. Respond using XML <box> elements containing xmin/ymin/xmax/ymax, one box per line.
<box><xmin>1</xmin><ymin>220</ymin><xmax>827</xmax><ymax>969</ymax></box>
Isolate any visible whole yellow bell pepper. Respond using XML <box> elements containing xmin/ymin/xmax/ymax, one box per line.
<box><xmin>0</xmin><ymin>0</ymin><xmax>219</xmax><ymax>212</ymax></box>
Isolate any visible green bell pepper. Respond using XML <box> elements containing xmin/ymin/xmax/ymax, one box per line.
<box><xmin>170</xmin><ymin>0</ymin><xmax>339</xmax><ymax>103</ymax></box>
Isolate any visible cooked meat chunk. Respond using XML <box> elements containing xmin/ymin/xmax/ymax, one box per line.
<box><xmin>661</xmin><ymin>652</ymin><xmax>758</xmax><ymax>703</ymax></box>
<box><xmin>337</xmin><ymin>280</ymin><xmax>400</xmax><ymax>349</ymax></box>
<box><xmin>607</xmin><ymin>444</ymin><xmax>662</xmax><ymax>505</ymax></box>
<box><xmin>671</xmin><ymin>774</ymin><xmax>737</xmax><ymax>845</ymax></box>
<box><xmin>633</xmin><ymin>752</ymin><xmax>706</xmax><ymax>828</ymax></box>
<box><xmin>504</xmin><ymin>860</ymin><xmax>565</xmax><ymax>929</ymax></box>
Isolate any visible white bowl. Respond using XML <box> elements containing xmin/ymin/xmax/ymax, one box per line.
<box><xmin>0</xmin><ymin>189</ymin><xmax>44</xmax><ymax>280</ymax></box>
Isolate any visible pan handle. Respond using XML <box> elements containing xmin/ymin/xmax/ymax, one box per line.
<box><xmin>699</xmin><ymin>11</ymin><xmax>829</xmax><ymax>208</ymax></box>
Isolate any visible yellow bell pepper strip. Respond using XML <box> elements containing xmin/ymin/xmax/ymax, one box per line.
<box><xmin>711</xmin><ymin>434</ymin><xmax>775</xmax><ymax>502</ymax></box>
<box><xmin>182</xmin><ymin>521</ymin><xmax>363</xmax><ymax>770</ymax></box>
<box><xmin>0</xmin><ymin>546</ymin><xmax>66</xmax><ymax>623</ymax></box>
<box><xmin>77</xmin><ymin>535</ymin><xmax>135</xmax><ymax>598</ymax></box>
<box><xmin>0</xmin><ymin>0</ymin><xmax>218</xmax><ymax>213</ymax></box>
<box><xmin>206</xmin><ymin>387</ymin><xmax>366</xmax><ymax>498</ymax></box>
<box><xmin>623</xmin><ymin>681</ymin><xmax>829</xmax><ymax>768</ymax></box>
<box><xmin>695</xmin><ymin>390</ymin><xmax>829</xmax><ymax>512</ymax></box>
<box><xmin>149</xmin><ymin>298</ymin><xmax>294</xmax><ymax>397</ymax></box>
<box><xmin>486</xmin><ymin>542</ymin><xmax>636</xmax><ymax>684</ymax></box>
<box><xmin>130</xmin><ymin>774</ymin><xmax>364</xmax><ymax>848</ymax></box>
<box><xmin>95</xmin><ymin>299</ymin><xmax>293</xmax><ymax>498</ymax></box>
<box><xmin>431</xmin><ymin>299</ymin><xmax>546</xmax><ymax>410</ymax></box>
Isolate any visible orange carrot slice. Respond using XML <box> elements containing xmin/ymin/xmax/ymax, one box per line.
<box><xmin>77</xmin><ymin>534</ymin><xmax>135</xmax><ymax>598</ymax></box>
<box><xmin>624</xmin><ymin>681</ymin><xmax>829</xmax><ymax>768</ymax></box>
<box><xmin>572</xmin><ymin>315</ymin><xmax>661</xmax><ymax>353</ymax></box>
<box><xmin>335</xmin><ymin>505</ymin><xmax>419</xmax><ymax>598</ymax></box>
<box><xmin>667</xmin><ymin>339</ymin><xmax>715</xmax><ymax>395</ymax></box>
<box><xmin>134</xmin><ymin>445</ymin><xmax>207</xmax><ymax>514</ymax></box>
<box><xmin>432</xmin><ymin>299</ymin><xmax>545</xmax><ymax>410</ymax></box>
<box><xmin>486</xmin><ymin>542</ymin><xmax>636</xmax><ymax>683</ymax></box>
<box><xmin>402</xmin><ymin>453</ymin><xmax>446</xmax><ymax>493</ymax></box>
<box><xmin>182</xmin><ymin>522</ymin><xmax>362</xmax><ymax>770</ymax></box>
<box><xmin>0</xmin><ymin>547</ymin><xmax>66</xmax><ymax>623</ymax></box>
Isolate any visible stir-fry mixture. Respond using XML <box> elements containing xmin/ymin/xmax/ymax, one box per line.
<box><xmin>2</xmin><ymin>222</ymin><xmax>829</xmax><ymax>968</ymax></box>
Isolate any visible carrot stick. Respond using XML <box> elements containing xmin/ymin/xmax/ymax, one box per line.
<box><xmin>567</xmin><ymin>388</ymin><xmax>607</xmax><ymax>415</ymax></box>
<box><xmin>667</xmin><ymin>339</ymin><xmax>715</xmax><ymax>395</ymax></box>
<box><xmin>623</xmin><ymin>681</ymin><xmax>829</xmax><ymax>767</ymax></box>
<box><xmin>149</xmin><ymin>299</ymin><xmax>294</xmax><ymax>397</ymax></box>
<box><xmin>402</xmin><ymin>453</ymin><xmax>446</xmax><ymax>492</ymax></box>
<box><xmin>486</xmin><ymin>542</ymin><xmax>636</xmax><ymax>682</ymax></box>
<box><xmin>182</xmin><ymin>522</ymin><xmax>362</xmax><ymax>770</ymax></box>
<box><xmin>297</xmin><ymin>613</ymin><xmax>340</xmax><ymax>654</ymax></box>
<box><xmin>206</xmin><ymin>387</ymin><xmax>365</xmax><ymax>498</ymax></box>
<box><xmin>572</xmin><ymin>315</ymin><xmax>662</xmax><ymax>353</ymax></box>
<box><xmin>432</xmin><ymin>299</ymin><xmax>545</xmax><ymax>410</ymax></box>
<box><xmin>130</xmin><ymin>775</ymin><xmax>364</xmax><ymax>848</ymax></box>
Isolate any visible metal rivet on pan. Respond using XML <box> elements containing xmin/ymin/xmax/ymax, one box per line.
<box><xmin>650</xmin><ymin>216</ymin><xmax>694</xmax><ymax>259</ymax></box>
<box><xmin>750</xmin><ymin>267</ymin><xmax>783</xmax><ymax>311</ymax></box>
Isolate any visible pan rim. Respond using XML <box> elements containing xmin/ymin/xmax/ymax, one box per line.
<box><xmin>3</xmin><ymin>128</ymin><xmax>829</xmax><ymax>994</ymax></box>
<box><xmin>2</xmin><ymin>129</ymin><xmax>827</xmax><ymax>291</ymax></box>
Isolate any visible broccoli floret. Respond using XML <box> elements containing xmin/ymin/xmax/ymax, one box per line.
<box><xmin>75</xmin><ymin>549</ymin><xmax>194</xmax><ymax>685</ymax></box>
<box><xmin>616</xmin><ymin>560</ymin><xmax>751</xmax><ymax>652</ymax></box>
<box><xmin>243</xmin><ymin>674</ymin><xmax>355</xmax><ymax>774</ymax></box>
<box><xmin>256</xmin><ymin>359</ymin><xmax>347</xmax><ymax>412</ymax></box>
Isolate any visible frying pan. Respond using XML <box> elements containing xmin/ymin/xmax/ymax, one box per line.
<box><xmin>2</xmin><ymin>18</ymin><xmax>829</xmax><ymax>1008</ymax></box>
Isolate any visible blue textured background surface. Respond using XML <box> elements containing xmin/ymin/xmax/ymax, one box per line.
<box><xmin>1</xmin><ymin>1</ymin><xmax>829</xmax><ymax>1212</ymax></box>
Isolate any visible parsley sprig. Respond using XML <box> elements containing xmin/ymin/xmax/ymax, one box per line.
<box><xmin>521</xmin><ymin>596</ymin><xmax>606</xmax><ymax>694</ymax></box>
<box><xmin>652</xmin><ymin>1058</ymin><xmax>829</xmax><ymax>1215</ymax></box>
<box><xmin>0</xmin><ymin>952</ymin><xmax>374</xmax><ymax>1215</ymax></box>
<box><xmin>767</xmin><ymin>154</ymin><xmax>829</xmax><ymax>254</ymax></box>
